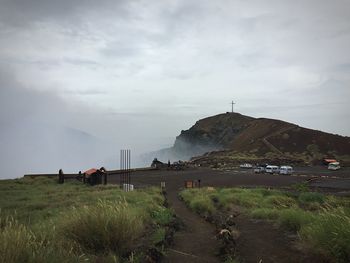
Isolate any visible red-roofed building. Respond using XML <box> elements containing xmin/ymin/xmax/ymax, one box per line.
<box><xmin>84</xmin><ymin>168</ymin><xmax>98</xmax><ymax>176</ymax></box>
<box><xmin>83</xmin><ymin>167</ymin><xmax>107</xmax><ymax>185</ymax></box>
<box><xmin>323</xmin><ymin>158</ymin><xmax>337</xmax><ymax>165</ymax></box>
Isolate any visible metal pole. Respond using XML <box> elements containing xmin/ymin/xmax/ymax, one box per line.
<box><xmin>119</xmin><ymin>149</ymin><xmax>132</xmax><ymax>192</ymax></box>
<box><xmin>124</xmin><ymin>149</ymin><xmax>126</xmax><ymax>191</ymax></box>
<box><xmin>127</xmin><ymin>149</ymin><xmax>129</xmax><ymax>191</ymax></box>
<box><xmin>129</xmin><ymin>149</ymin><xmax>131</xmax><ymax>191</ymax></box>
<box><xmin>120</xmin><ymin>150</ymin><xmax>123</xmax><ymax>189</ymax></box>
<box><xmin>129</xmin><ymin>149</ymin><xmax>131</xmax><ymax>190</ymax></box>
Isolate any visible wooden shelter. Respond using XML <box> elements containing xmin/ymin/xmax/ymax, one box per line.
<box><xmin>83</xmin><ymin>167</ymin><xmax>107</xmax><ymax>185</ymax></box>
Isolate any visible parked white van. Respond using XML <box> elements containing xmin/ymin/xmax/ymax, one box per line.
<box><xmin>328</xmin><ymin>162</ymin><xmax>340</xmax><ymax>171</ymax></box>
<box><xmin>265</xmin><ymin>165</ymin><xmax>279</xmax><ymax>174</ymax></box>
<box><xmin>280</xmin><ymin>165</ymin><xmax>293</xmax><ymax>175</ymax></box>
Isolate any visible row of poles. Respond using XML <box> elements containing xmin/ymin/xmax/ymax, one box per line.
<box><xmin>120</xmin><ymin>149</ymin><xmax>131</xmax><ymax>191</ymax></box>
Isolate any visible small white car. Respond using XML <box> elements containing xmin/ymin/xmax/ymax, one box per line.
<box><xmin>240</xmin><ymin>163</ymin><xmax>253</xmax><ymax>169</ymax></box>
<box><xmin>328</xmin><ymin>162</ymin><xmax>340</xmax><ymax>170</ymax></box>
<box><xmin>254</xmin><ymin>167</ymin><xmax>265</xmax><ymax>173</ymax></box>
<box><xmin>279</xmin><ymin>165</ymin><xmax>293</xmax><ymax>175</ymax></box>
<box><xmin>265</xmin><ymin>165</ymin><xmax>279</xmax><ymax>174</ymax></box>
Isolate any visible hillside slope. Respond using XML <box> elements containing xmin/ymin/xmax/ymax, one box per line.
<box><xmin>162</xmin><ymin>112</ymin><xmax>350</xmax><ymax>165</ymax></box>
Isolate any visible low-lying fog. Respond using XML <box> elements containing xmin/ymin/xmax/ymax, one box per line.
<box><xmin>0</xmin><ymin>68</ymin><xmax>191</xmax><ymax>179</ymax></box>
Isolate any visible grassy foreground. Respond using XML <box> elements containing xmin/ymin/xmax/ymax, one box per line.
<box><xmin>0</xmin><ymin>177</ymin><xmax>174</xmax><ymax>262</ymax></box>
<box><xmin>180</xmin><ymin>187</ymin><xmax>350</xmax><ymax>262</ymax></box>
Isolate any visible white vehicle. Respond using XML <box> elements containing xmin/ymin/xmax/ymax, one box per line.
<box><xmin>265</xmin><ymin>165</ymin><xmax>279</xmax><ymax>174</ymax></box>
<box><xmin>254</xmin><ymin>167</ymin><xmax>265</xmax><ymax>173</ymax></box>
<box><xmin>328</xmin><ymin>162</ymin><xmax>340</xmax><ymax>171</ymax></box>
<box><xmin>279</xmin><ymin>165</ymin><xmax>293</xmax><ymax>175</ymax></box>
<box><xmin>240</xmin><ymin>163</ymin><xmax>253</xmax><ymax>169</ymax></box>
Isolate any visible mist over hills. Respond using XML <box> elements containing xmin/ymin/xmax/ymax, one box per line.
<box><xmin>153</xmin><ymin>112</ymin><xmax>350</xmax><ymax>165</ymax></box>
<box><xmin>0</xmin><ymin>121</ymin><xmax>118</xmax><ymax>178</ymax></box>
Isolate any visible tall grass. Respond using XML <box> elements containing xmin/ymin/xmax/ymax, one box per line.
<box><xmin>190</xmin><ymin>195</ymin><xmax>215</xmax><ymax>214</ymax></box>
<box><xmin>300</xmin><ymin>207</ymin><xmax>350</xmax><ymax>262</ymax></box>
<box><xmin>60</xmin><ymin>200</ymin><xmax>144</xmax><ymax>255</ymax></box>
<box><xmin>180</xmin><ymin>189</ymin><xmax>215</xmax><ymax>215</ymax></box>
<box><xmin>0</xmin><ymin>217</ymin><xmax>81</xmax><ymax>263</ymax></box>
<box><xmin>250</xmin><ymin>208</ymin><xmax>279</xmax><ymax>220</ymax></box>
<box><xmin>277</xmin><ymin>208</ymin><xmax>315</xmax><ymax>231</ymax></box>
<box><xmin>298</xmin><ymin>192</ymin><xmax>325</xmax><ymax>205</ymax></box>
<box><xmin>263</xmin><ymin>195</ymin><xmax>297</xmax><ymax>209</ymax></box>
<box><xmin>151</xmin><ymin>206</ymin><xmax>174</xmax><ymax>225</ymax></box>
<box><xmin>0</xmin><ymin>178</ymin><xmax>173</xmax><ymax>262</ymax></box>
<box><xmin>0</xmin><ymin>217</ymin><xmax>36</xmax><ymax>263</ymax></box>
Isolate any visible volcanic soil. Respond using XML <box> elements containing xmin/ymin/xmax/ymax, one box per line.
<box><xmin>108</xmin><ymin>167</ymin><xmax>350</xmax><ymax>262</ymax></box>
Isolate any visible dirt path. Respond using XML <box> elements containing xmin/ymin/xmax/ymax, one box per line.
<box><xmin>234</xmin><ymin>214</ymin><xmax>318</xmax><ymax>263</ymax></box>
<box><xmin>164</xmin><ymin>189</ymin><xmax>220</xmax><ymax>263</ymax></box>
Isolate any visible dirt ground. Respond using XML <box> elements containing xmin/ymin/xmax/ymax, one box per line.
<box><xmin>108</xmin><ymin>166</ymin><xmax>350</xmax><ymax>192</ymax></box>
<box><xmin>108</xmin><ymin>167</ymin><xmax>350</xmax><ymax>262</ymax></box>
<box><xmin>163</xmin><ymin>189</ymin><xmax>220</xmax><ymax>262</ymax></box>
<box><xmin>233</xmin><ymin>215</ymin><xmax>323</xmax><ymax>263</ymax></box>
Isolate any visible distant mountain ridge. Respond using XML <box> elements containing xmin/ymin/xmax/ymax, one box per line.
<box><xmin>157</xmin><ymin>112</ymin><xmax>350</xmax><ymax>165</ymax></box>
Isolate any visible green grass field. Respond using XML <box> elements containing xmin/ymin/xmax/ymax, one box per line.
<box><xmin>180</xmin><ymin>187</ymin><xmax>350</xmax><ymax>262</ymax></box>
<box><xmin>0</xmin><ymin>177</ymin><xmax>174</xmax><ymax>262</ymax></box>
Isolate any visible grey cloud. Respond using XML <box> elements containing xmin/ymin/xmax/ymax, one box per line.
<box><xmin>63</xmin><ymin>89</ymin><xmax>107</xmax><ymax>95</ymax></box>
<box><xmin>63</xmin><ymin>58</ymin><xmax>98</xmax><ymax>66</ymax></box>
<box><xmin>0</xmin><ymin>0</ymin><xmax>131</xmax><ymax>28</ymax></box>
<box><xmin>101</xmin><ymin>43</ymin><xmax>142</xmax><ymax>58</ymax></box>
<box><xmin>0</xmin><ymin>68</ymin><xmax>64</xmax><ymax>124</ymax></box>
<box><xmin>333</xmin><ymin>63</ymin><xmax>350</xmax><ymax>72</ymax></box>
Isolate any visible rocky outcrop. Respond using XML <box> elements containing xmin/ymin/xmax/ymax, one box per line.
<box><xmin>173</xmin><ymin>112</ymin><xmax>254</xmax><ymax>151</ymax></box>
<box><xmin>153</xmin><ymin>112</ymin><xmax>350</xmax><ymax>165</ymax></box>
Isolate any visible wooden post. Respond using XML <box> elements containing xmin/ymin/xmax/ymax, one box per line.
<box><xmin>104</xmin><ymin>173</ymin><xmax>107</xmax><ymax>185</ymax></box>
<box><xmin>58</xmin><ymin>169</ymin><xmax>64</xmax><ymax>184</ymax></box>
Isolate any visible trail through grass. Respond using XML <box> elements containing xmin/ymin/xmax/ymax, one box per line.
<box><xmin>180</xmin><ymin>187</ymin><xmax>350</xmax><ymax>262</ymax></box>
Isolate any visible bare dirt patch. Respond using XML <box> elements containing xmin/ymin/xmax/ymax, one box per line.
<box><xmin>234</xmin><ymin>214</ymin><xmax>321</xmax><ymax>263</ymax></box>
<box><xmin>164</xmin><ymin>190</ymin><xmax>220</xmax><ymax>263</ymax></box>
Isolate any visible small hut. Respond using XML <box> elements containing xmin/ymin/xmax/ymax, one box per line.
<box><xmin>83</xmin><ymin>167</ymin><xmax>107</xmax><ymax>185</ymax></box>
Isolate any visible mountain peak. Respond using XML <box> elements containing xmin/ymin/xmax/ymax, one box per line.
<box><xmin>161</xmin><ymin>112</ymin><xmax>350</xmax><ymax>165</ymax></box>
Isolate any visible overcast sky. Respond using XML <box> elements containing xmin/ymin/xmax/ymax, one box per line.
<box><xmin>1</xmin><ymin>0</ymin><xmax>350</xmax><ymax>177</ymax></box>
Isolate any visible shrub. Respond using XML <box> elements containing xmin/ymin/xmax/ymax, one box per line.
<box><xmin>59</xmin><ymin>200</ymin><xmax>144</xmax><ymax>256</ymax></box>
<box><xmin>277</xmin><ymin>209</ymin><xmax>315</xmax><ymax>232</ymax></box>
<box><xmin>264</xmin><ymin>195</ymin><xmax>297</xmax><ymax>209</ymax></box>
<box><xmin>300</xmin><ymin>208</ymin><xmax>350</xmax><ymax>262</ymax></box>
<box><xmin>151</xmin><ymin>207</ymin><xmax>173</xmax><ymax>226</ymax></box>
<box><xmin>292</xmin><ymin>182</ymin><xmax>309</xmax><ymax>192</ymax></box>
<box><xmin>180</xmin><ymin>189</ymin><xmax>216</xmax><ymax>215</ymax></box>
<box><xmin>228</xmin><ymin>190</ymin><xmax>262</xmax><ymax>208</ymax></box>
<box><xmin>190</xmin><ymin>195</ymin><xmax>215</xmax><ymax>215</ymax></box>
<box><xmin>256</xmin><ymin>188</ymin><xmax>276</xmax><ymax>197</ymax></box>
<box><xmin>250</xmin><ymin>208</ymin><xmax>279</xmax><ymax>220</ymax></box>
<box><xmin>151</xmin><ymin>227</ymin><xmax>166</xmax><ymax>245</ymax></box>
<box><xmin>179</xmin><ymin>189</ymin><xmax>198</xmax><ymax>204</ymax></box>
<box><xmin>298</xmin><ymin>192</ymin><xmax>325</xmax><ymax>205</ymax></box>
